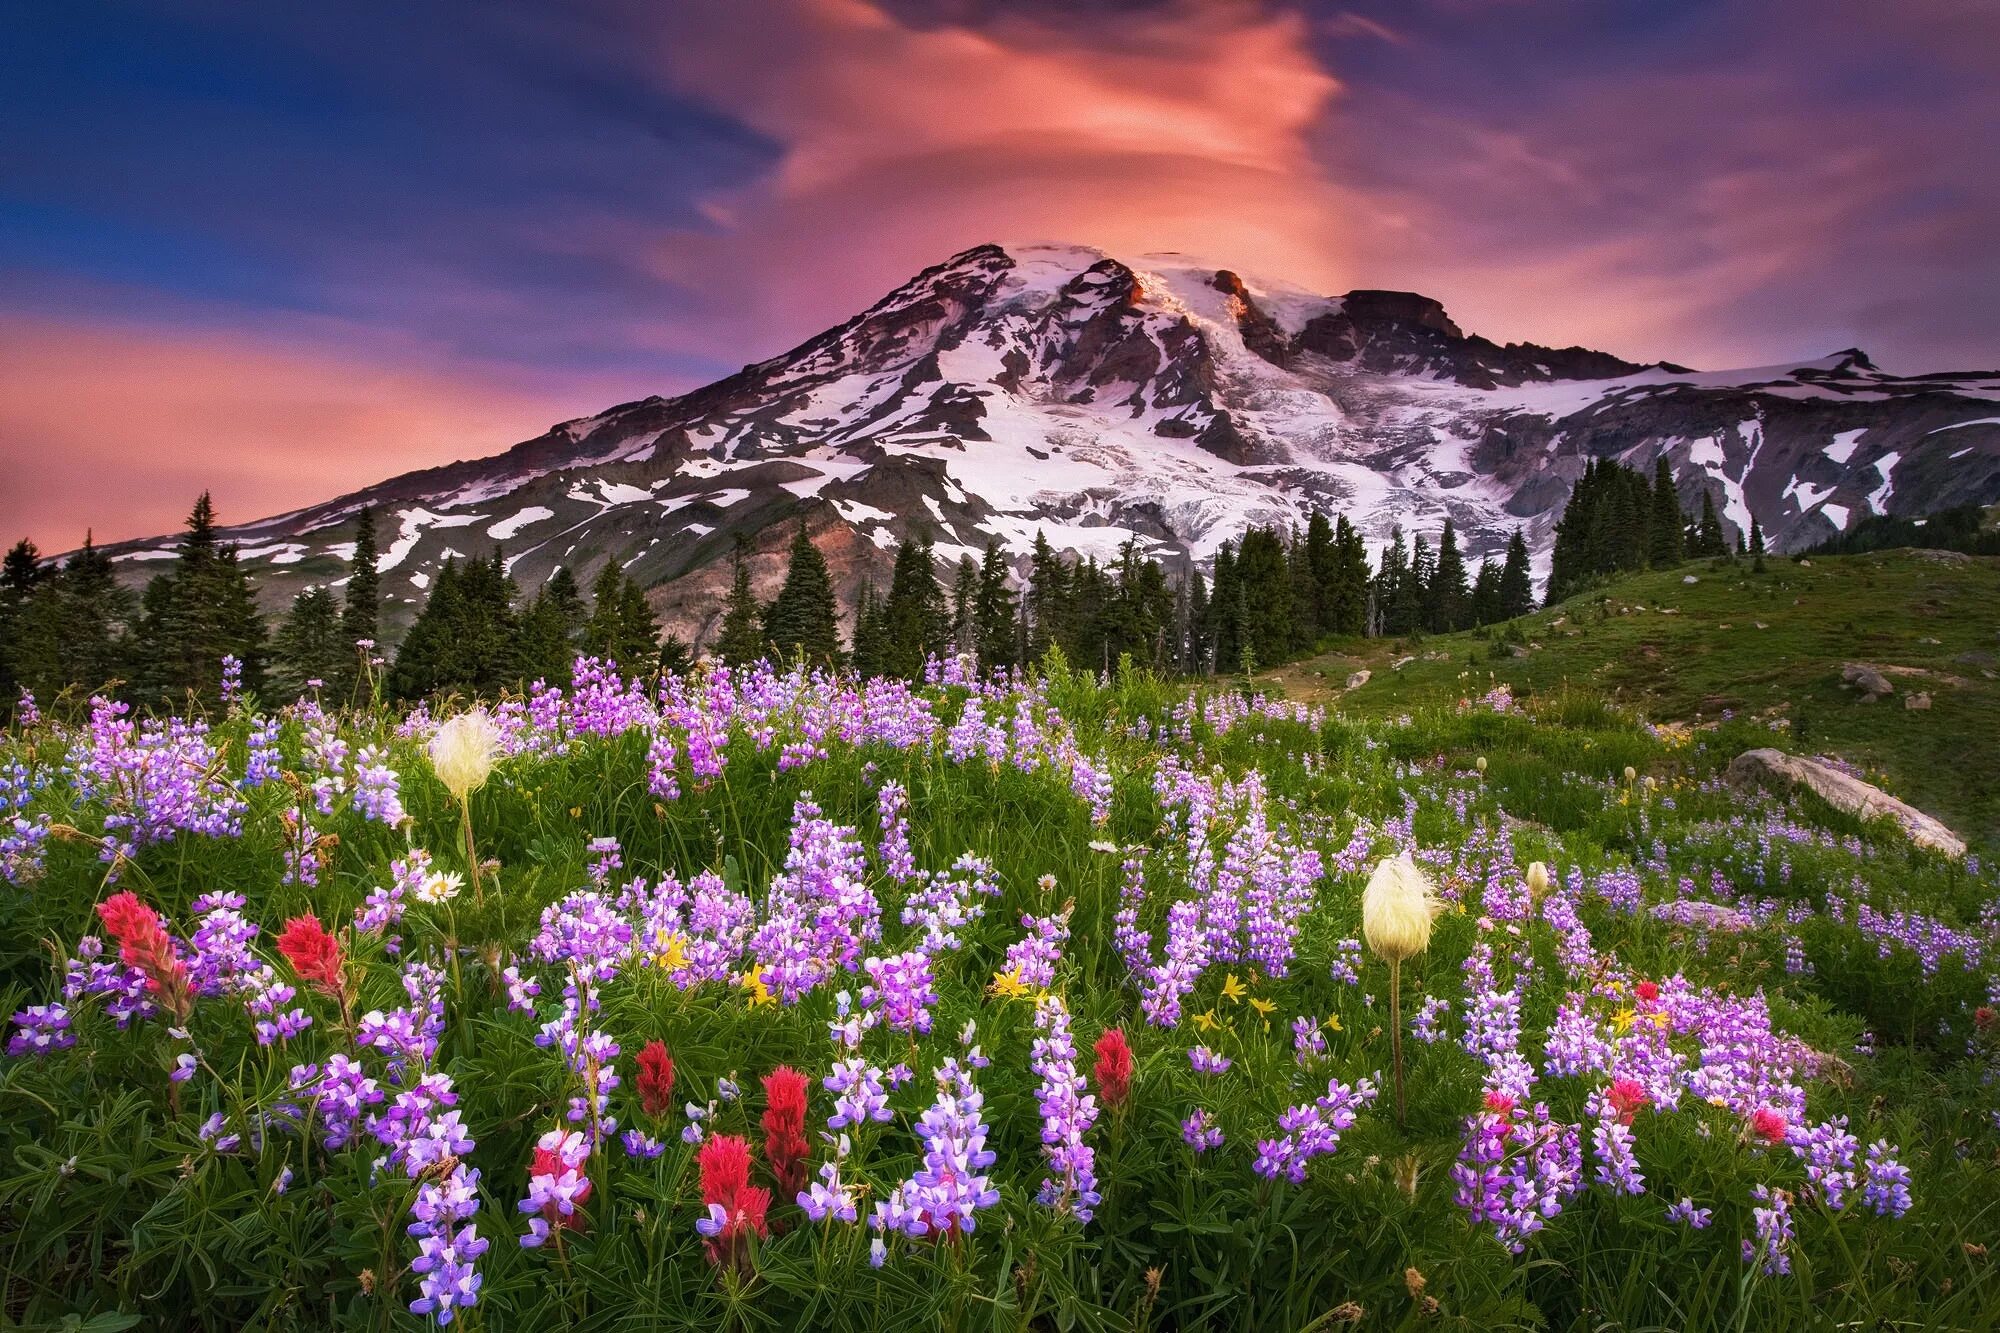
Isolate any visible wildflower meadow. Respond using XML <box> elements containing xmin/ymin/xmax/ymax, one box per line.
<box><xmin>3</xmin><ymin>651</ymin><xmax>1997</xmax><ymax>1330</ymax></box>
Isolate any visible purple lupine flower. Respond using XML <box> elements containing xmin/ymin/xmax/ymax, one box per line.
<box><xmin>1665</xmin><ymin>1197</ymin><xmax>1713</xmax><ymax>1228</ymax></box>
<box><xmin>1003</xmin><ymin>909</ymin><xmax>1071</xmax><ymax>990</ymax></box>
<box><xmin>1181</xmin><ymin>1109</ymin><xmax>1224</xmax><ymax>1152</ymax></box>
<box><xmin>1862</xmin><ymin>1140</ymin><xmax>1912</xmax><ymax>1218</ymax></box>
<box><xmin>861</xmin><ymin>950</ymin><xmax>938</xmax><ymax>1035</ymax></box>
<box><xmin>6</xmin><ymin>1003</ymin><xmax>73</xmax><ymax>1057</ymax></box>
<box><xmin>1743</xmin><ymin>1185</ymin><xmax>1795</xmax><ymax>1275</ymax></box>
<box><xmin>867</xmin><ymin>1058</ymin><xmax>1000</xmax><ymax>1263</ymax></box>
<box><xmin>1029</xmin><ymin>996</ymin><xmax>1100</xmax><ymax>1222</ymax></box>
<box><xmin>1188</xmin><ymin>1046</ymin><xmax>1232</xmax><ymax>1075</ymax></box>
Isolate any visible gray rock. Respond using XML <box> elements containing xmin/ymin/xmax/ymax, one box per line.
<box><xmin>1841</xmin><ymin>663</ymin><xmax>1895</xmax><ymax>699</ymax></box>
<box><xmin>1344</xmin><ymin>669</ymin><xmax>1371</xmax><ymax>691</ymax></box>
<box><xmin>1727</xmin><ymin>748</ymin><xmax>1964</xmax><ymax>858</ymax></box>
<box><xmin>1905</xmin><ymin>691</ymin><xmax>1933</xmax><ymax>711</ymax></box>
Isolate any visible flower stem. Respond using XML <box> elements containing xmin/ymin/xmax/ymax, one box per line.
<box><xmin>459</xmin><ymin>799</ymin><xmax>483</xmax><ymax>910</ymax></box>
<box><xmin>1390</xmin><ymin>957</ymin><xmax>1406</xmax><ymax>1126</ymax></box>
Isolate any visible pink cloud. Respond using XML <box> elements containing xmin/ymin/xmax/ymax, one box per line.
<box><xmin>0</xmin><ymin>315</ymin><xmax>603</xmax><ymax>549</ymax></box>
<box><xmin>632</xmin><ymin>0</ymin><xmax>1356</xmax><ymax>355</ymax></box>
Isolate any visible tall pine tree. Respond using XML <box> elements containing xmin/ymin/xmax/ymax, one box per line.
<box><xmin>270</xmin><ymin>587</ymin><xmax>348</xmax><ymax>699</ymax></box>
<box><xmin>713</xmin><ymin>536</ymin><xmax>766</xmax><ymax>665</ymax></box>
<box><xmin>879</xmin><ymin>537</ymin><xmax>947</xmax><ymax>678</ymax></box>
<box><xmin>973</xmin><ymin>543</ymin><xmax>1017</xmax><ymax>672</ymax></box>
<box><xmin>135</xmin><ymin>493</ymin><xmax>265</xmax><ymax>706</ymax></box>
<box><xmin>1497</xmin><ymin>530</ymin><xmax>1535</xmax><ymax>619</ymax></box>
<box><xmin>762</xmin><ymin>525</ymin><xmax>841</xmax><ymax>666</ymax></box>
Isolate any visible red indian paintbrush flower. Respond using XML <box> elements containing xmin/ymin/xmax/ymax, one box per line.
<box><xmin>96</xmin><ymin>890</ymin><xmax>192</xmax><ymax>1022</ymax></box>
<box><xmin>1607</xmin><ymin>1078</ymin><xmax>1648</xmax><ymax>1125</ymax></box>
<box><xmin>1093</xmin><ymin>1027</ymin><xmax>1133</xmax><ymax>1108</ymax></box>
<box><xmin>275</xmin><ymin>913</ymin><xmax>345</xmax><ymax>998</ymax></box>
<box><xmin>1634</xmin><ymin>980</ymin><xmax>1661</xmax><ymax>1004</ymax></box>
<box><xmin>637</xmin><ymin>1040</ymin><xmax>676</xmax><ymax>1118</ymax></box>
<box><xmin>761</xmin><ymin>1066</ymin><xmax>811</xmax><ymax>1199</ymax></box>
<box><xmin>696</xmin><ymin>1134</ymin><xmax>771</xmax><ymax>1269</ymax></box>
<box><xmin>1750</xmin><ymin>1107</ymin><xmax>1789</xmax><ymax>1144</ymax></box>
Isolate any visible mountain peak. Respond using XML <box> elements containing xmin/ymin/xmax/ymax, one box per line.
<box><xmin>89</xmin><ymin>241</ymin><xmax>2000</xmax><ymax>651</ymax></box>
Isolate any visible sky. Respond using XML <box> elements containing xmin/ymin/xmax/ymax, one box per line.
<box><xmin>3</xmin><ymin>0</ymin><xmax>1996</xmax><ymax>549</ymax></box>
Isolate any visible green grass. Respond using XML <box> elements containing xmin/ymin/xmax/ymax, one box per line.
<box><xmin>1275</xmin><ymin>550</ymin><xmax>2000</xmax><ymax>850</ymax></box>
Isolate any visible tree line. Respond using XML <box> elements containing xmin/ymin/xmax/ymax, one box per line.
<box><xmin>4</xmin><ymin>464</ymin><xmax>1773</xmax><ymax>712</ymax></box>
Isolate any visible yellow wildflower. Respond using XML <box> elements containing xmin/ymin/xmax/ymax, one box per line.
<box><xmin>1220</xmin><ymin>973</ymin><xmax>1248</xmax><ymax>1004</ymax></box>
<box><xmin>989</xmin><ymin>967</ymin><xmax>1030</xmax><ymax>999</ymax></box>
<box><xmin>741</xmin><ymin>966</ymin><xmax>775</xmax><ymax>1008</ymax></box>
<box><xmin>652</xmin><ymin>932</ymin><xmax>690</xmax><ymax>973</ymax></box>
<box><xmin>1611</xmin><ymin>1007</ymin><xmax>1636</xmax><ymax>1035</ymax></box>
<box><xmin>1192</xmin><ymin>1009</ymin><xmax>1222</xmax><ymax>1033</ymax></box>
<box><xmin>1325</xmin><ymin>1014</ymin><xmax>1343</xmax><ymax>1033</ymax></box>
<box><xmin>1248</xmin><ymin>997</ymin><xmax>1276</xmax><ymax>1019</ymax></box>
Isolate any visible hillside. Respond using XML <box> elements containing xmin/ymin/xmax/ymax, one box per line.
<box><xmin>1275</xmin><ymin>549</ymin><xmax>2000</xmax><ymax>849</ymax></box>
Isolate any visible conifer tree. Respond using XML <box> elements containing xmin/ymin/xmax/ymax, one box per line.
<box><xmin>1469</xmin><ymin>559</ymin><xmax>1501</xmax><ymax>627</ymax></box>
<box><xmin>1498</xmin><ymin>530</ymin><xmax>1535</xmax><ymax>619</ymax></box>
<box><xmin>1426</xmin><ymin>520</ymin><xmax>1470</xmax><ymax>633</ymax></box>
<box><xmin>1208</xmin><ymin>542</ymin><xmax>1240</xmax><ymax>672</ymax></box>
<box><xmin>973</xmin><ymin>543</ymin><xmax>1017</xmax><ymax>672</ymax></box>
<box><xmin>947</xmin><ymin>556</ymin><xmax>979</xmax><ymax>658</ymax></box>
<box><xmin>713</xmin><ymin>536</ymin><xmax>766</xmax><ymax>665</ymax></box>
<box><xmin>1749</xmin><ymin>515</ymin><xmax>1767</xmax><ymax>572</ymax></box>
<box><xmin>135</xmin><ymin>493</ymin><xmax>265</xmax><ymax>705</ymax></box>
<box><xmin>762</xmin><ymin>525</ymin><xmax>841</xmax><ymax>666</ymax></box>
<box><xmin>1326</xmin><ymin>515</ymin><xmax>1370</xmax><ymax>636</ymax></box>
<box><xmin>1286</xmin><ymin>524</ymin><xmax>1321</xmax><ymax>654</ymax></box>
<box><xmin>270</xmin><ymin>587</ymin><xmax>347</xmax><ymax>699</ymax></box>
<box><xmin>585</xmin><ymin>563</ymin><xmax>662</xmax><ymax>675</ymax></box>
<box><xmin>1695</xmin><ymin>491</ymin><xmax>1726</xmax><ymax>556</ymax></box>
<box><xmin>0</xmin><ymin>538</ymin><xmax>46</xmax><ymax>707</ymax></box>
<box><xmin>1025</xmin><ymin>531</ymin><xmax>1069</xmax><ymax>661</ymax></box>
<box><xmin>849</xmin><ymin>581</ymin><xmax>888</xmax><ymax>678</ymax></box>
<box><xmin>880</xmin><ymin>536</ymin><xmax>947</xmax><ymax>678</ymax></box>
<box><xmin>341</xmin><ymin>507</ymin><xmax>380</xmax><ymax>660</ymax></box>
<box><xmin>11</xmin><ymin>536</ymin><xmax>131</xmax><ymax>701</ymax></box>
<box><xmin>1649</xmin><ymin>456</ymin><xmax>1686</xmax><ymax>568</ymax></box>
<box><xmin>519</xmin><ymin>566</ymin><xmax>587</xmax><ymax>683</ymax></box>
<box><xmin>1183</xmin><ymin>570</ymin><xmax>1209</xmax><ymax>673</ymax></box>
<box><xmin>1373</xmin><ymin>528</ymin><xmax>1410</xmax><ymax>636</ymax></box>
<box><xmin>1234</xmin><ymin>526</ymin><xmax>1293</xmax><ymax>669</ymax></box>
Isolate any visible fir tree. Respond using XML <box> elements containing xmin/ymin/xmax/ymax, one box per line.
<box><xmin>713</xmin><ymin>536</ymin><xmax>766</xmax><ymax>665</ymax></box>
<box><xmin>1649</xmin><ymin>456</ymin><xmax>1686</xmax><ymax>568</ymax></box>
<box><xmin>1425</xmin><ymin>520</ymin><xmax>1470</xmax><ymax>633</ymax></box>
<box><xmin>1326</xmin><ymin>515</ymin><xmax>1370</xmax><ymax>636</ymax></box>
<box><xmin>973</xmin><ymin>543</ymin><xmax>1017</xmax><ymax>672</ymax></box>
<box><xmin>585</xmin><ymin>564</ymin><xmax>662</xmax><ymax>675</ymax></box>
<box><xmin>1286</xmin><ymin>524</ymin><xmax>1321</xmax><ymax>654</ymax></box>
<box><xmin>762</xmin><ymin>525</ymin><xmax>841</xmax><ymax>666</ymax></box>
<box><xmin>880</xmin><ymin>537</ymin><xmax>947</xmax><ymax>678</ymax></box>
<box><xmin>1234</xmin><ymin>526</ymin><xmax>1293</xmax><ymax>670</ymax></box>
<box><xmin>1025</xmin><ymin>531</ymin><xmax>1069</xmax><ymax>661</ymax></box>
<box><xmin>1208</xmin><ymin>542</ymin><xmax>1240</xmax><ymax>672</ymax></box>
<box><xmin>849</xmin><ymin>581</ymin><xmax>888</xmax><ymax>678</ymax></box>
<box><xmin>519</xmin><ymin>566</ymin><xmax>587</xmax><ymax>683</ymax></box>
<box><xmin>270</xmin><ymin>587</ymin><xmax>348</xmax><ymax>699</ymax></box>
<box><xmin>388</xmin><ymin>552</ymin><xmax>521</xmax><ymax>698</ymax></box>
<box><xmin>1497</xmin><ymin>530</ymin><xmax>1535</xmax><ymax>620</ymax></box>
<box><xmin>340</xmin><ymin>507</ymin><xmax>380</xmax><ymax>669</ymax></box>
<box><xmin>1373</xmin><ymin>528</ymin><xmax>1409</xmax><ymax>636</ymax></box>
<box><xmin>1468</xmin><ymin>559</ymin><xmax>1501</xmax><ymax>627</ymax></box>
<box><xmin>1695</xmin><ymin>491</ymin><xmax>1726</xmax><ymax>556</ymax></box>
<box><xmin>948</xmin><ymin>555</ymin><xmax>979</xmax><ymax>658</ymax></box>
<box><xmin>135</xmin><ymin>493</ymin><xmax>265</xmax><ymax>706</ymax></box>
<box><xmin>11</xmin><ymin>536</ymin><xmax>131</xmax><ymax>701</ymax></box>
<box><xmin>0</xmin><ymin>538</ymin><xmax>46</xmax><ymax>708</ymax></box>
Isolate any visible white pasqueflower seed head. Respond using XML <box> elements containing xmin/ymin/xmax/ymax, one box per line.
<box><xmin>1361</xmin><ymin>854</ymin><xmax>1439</xmax><ymax>963</ymax></box>
<box><xmin>1475</xmin><ymin>756</ymin><xmax>1488</xmax><ymax>774</ymax></box>
<box><xmin>1525</xmin><ymin>861</ymin><xmax>1550</xmax><ymax>898</ymax></box>
<box><xmin>1624</xmin><ymin>765</ymin><xmax>1638</xmax><ymax>784</ymax></box>
<box><xmin>430</xmin><ymin>709</ymin><xmax>501</xmax><ymax>801</ymax></box>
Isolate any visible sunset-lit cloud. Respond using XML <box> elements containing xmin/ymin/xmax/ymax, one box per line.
<box><xmin>2</xmin><ymin>0</ymin><xmax>1995</xmax><ymax>548</ymax></box>
<box><xmin>0</xmin><ymin>314</ymin><xmax>595</xmax><ymax>549</ymax></box>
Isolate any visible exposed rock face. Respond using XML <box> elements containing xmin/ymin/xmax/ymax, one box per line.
<box><xmin>1727</xmin><ymin>748</ymin><xmax>1965</xmax><ymax>857</ymax></box>
<box><xmin>83</xmin><ymin>241</ymin><xmax>2000</xmax><ymax>646</ymax></box>
<box><xmin>1842</xmin><ymin>664</ymin><xmax>1896</xmax><ymax>699</ymax></box>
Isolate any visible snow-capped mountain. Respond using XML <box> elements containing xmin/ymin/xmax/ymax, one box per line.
<box><xmin>101</xmin><ymin>241</ymin><xmax>2000</xmax><ymax>644</ymax></box>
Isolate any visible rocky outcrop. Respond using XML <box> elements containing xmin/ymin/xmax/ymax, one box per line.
<box><xmin>1726</xmin><ymin>748</ymin><xmax>1965</xmax><ymax>857</ymax></box>
<box><xmin>1841</xmin><ymin>664</ymin><xmax>1895</xmax><ymax>700</ymax></box>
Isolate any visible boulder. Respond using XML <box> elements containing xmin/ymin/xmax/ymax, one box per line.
<box><xmin>1344</xmin><ymin>669</ymin><xmax>1371</xmax><ymax>691</ymax></box>
<box><xmin>1727</xmin><ymin>748</ymin><xmax>1965</xmax><ymax>858</ymax></box>
<box><xmin>1841</xmin><ymin>663</ymin><xmax>1894</xmax><ymax>699</ymax></box>
<box><xmin>1905</xmin><ymin>691</ymin><xmax>1932</xmax><ymax>711</ymax></box>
